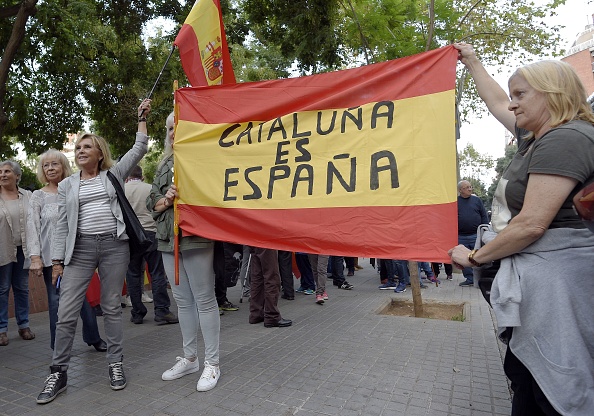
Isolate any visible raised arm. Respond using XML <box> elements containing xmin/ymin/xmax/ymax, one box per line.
<box><xmin>112</xmin><ymin>99</ymin><xmax>151</xmax><ymax>180</ymax></box>
<box><xmin>454</xmin><ymin>43</ymin><xmax>516</xmax><ymax>134</ymax></box>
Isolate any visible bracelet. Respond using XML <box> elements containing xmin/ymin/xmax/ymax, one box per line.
<box><xmin>467</xmin><ymin>249</ymin><xmax>484</xmax><ymax>267</ymax></box>
<box><xmin>52</xmin><ymin>260</ymin><xmax>64</xmax><ymax>266</ymax></box>
<box><xmin>138</xmin><ymin>117</ymin><xmax>147</xmax><ymax>122</ymax></box>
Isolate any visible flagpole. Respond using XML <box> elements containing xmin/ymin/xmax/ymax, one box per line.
<box><xmin>172</xmin><ymin>80</ymin><xmax>180</xmax><ymax>286</ymax></box>
<box><xmin>139</xmin><ymin>45</ymin><xmax>176</xmax><ymax>117</ymax></box>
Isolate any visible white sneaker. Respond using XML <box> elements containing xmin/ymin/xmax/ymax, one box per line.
<box><xmin>141</xmin><ymin>292</ymin><xmax>153</xmax><ymax>303</ymax></box>
<box><xmin>161</xmin><ymin>357</ymin><xmax>200</xmax><ymax>381</ymax></box>
<box><xmin>125</xmin><ymin>296</ymin><xmax>132</xmax><ymax>307</ymax></box>
<box><xmin>196</xmin><ymin>361</ymin><xmax>220</xmax><ymax>392</ymax></box>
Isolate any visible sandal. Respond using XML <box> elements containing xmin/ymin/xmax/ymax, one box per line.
<box><xmin>18</xmin><ymin>327</ymin><xmax>35</xmax><ymax>340</ymax></box>
<box><xmin>0</xmin><ymin>332</ymin><xmax>8</xmax><ymax>346</ymax></box>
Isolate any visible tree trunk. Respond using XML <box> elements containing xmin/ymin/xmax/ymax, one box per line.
<box><xmin>424</xmin><ymin>0</ymin><xmax>435</xmax><ymax>52</ymax></box>
<box><xmin>0</xmin><ymin>0</ymin><xmax>38</xmax><ymax>142</ymax></box>
<box><xmin>409</xmin><ymin>261</ymin><xmax>424</xmax><ymax>317</ymax></box>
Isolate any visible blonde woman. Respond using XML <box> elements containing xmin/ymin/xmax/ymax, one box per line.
<box><xmin>147</xmin><ymin>112</ymin><xmax>221</xmax><ymax>392</ymax></box>
<box><xmin>27</xmin><ymin>149</ymin><xmax>106</xmax><ymax>352</ymax></box>
<box><xmin>37</xmin><ymin>99</ymin><xmax>151</xmax><ymax>404</ymax></box>
<box><xmin>450</xmin><ymin>44</ymin><xmax>594</xmax><ymax>416</ymax></box>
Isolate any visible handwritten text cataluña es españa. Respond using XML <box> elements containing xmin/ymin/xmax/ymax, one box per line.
<box><xmin>220</xmin><ymin>101</ymin><xmax>400</xmax><ymax>201</ymax></box>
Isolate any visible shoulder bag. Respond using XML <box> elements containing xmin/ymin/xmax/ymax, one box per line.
<box><xmin>106</xmin><ymin>170</ymin><xmax>152</xmax><ymax>255</ymax></box>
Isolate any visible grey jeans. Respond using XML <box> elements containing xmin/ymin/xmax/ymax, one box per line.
<box><xmin>162</xmin><ymin>248</ymin><xmax>220</xmax><ymax>365</ymax></box>
<box><xmin>308</xmin><ymin>254</ymin><xmax>329</xmax><ymax>295</ymax></box>
<box><xmin>53</xmin><ymin>234</ymin><xmax>129</xmax><ymax>369</ymax></box>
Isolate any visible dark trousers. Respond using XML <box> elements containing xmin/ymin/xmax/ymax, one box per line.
<box><xmin>431</xmin><ymin>262</ymin><xmax>453</xmax><ymax>277</ymax></box>
<box><xmin>213</xmin><ymin>241</ymin><xmax>228</xmax><ymax>305</ymax></box>
<box><xmin>125</xmin><ymin>231</ymin><xmax>171</xmax><ymax>319</ymax></box>
<box><xmin>379</xmin><ymin>259</ymin><xmax>396</xmax><ymax>283</ymax></box>
<box><xmin>345</xmin><ymin>256</ymin><xmax>355</xmax><ymax>273</ymax></box>
<box><xmin>379</xmin><ymin>259</ymin><xmax>388</xmax><ymax>282</ymax></box>
<box><xmin>295</xmin><ymin>253</ymin><xmax>315</xmax><ymax>290</ymax></box>
<box><xmin>278</xmin><ymin>250</ymin><xmax>294</xmax><ymax>297</ymax></box>
<box><xmin>249</xmin><ymin>248</ymin><xmax>281</xmax><ymax>324</ymax></box>
<box><xmin>330</xmin><ymin>256</ymin><xmax>345</xmax><ymax>284</ymax></box>
<box><xmin>504</xmin><ymin>348</ymin><xmax>561</xmax><ymax>416</ymax></box>
<box><xmin>44</xmin><ymin>266</ymin><xmax>100</xmax><ymax>349</ymax></box>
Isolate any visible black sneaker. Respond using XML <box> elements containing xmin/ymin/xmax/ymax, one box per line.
<box><xmin>219</xmin><ymin>301</ymin><xmax>239</xmax><ymax>311</ymax></box>
<box><xmin>130</xmin><ymin>311</ymin><xmax>146</xmax><ymax>325</ymax></box>
<box><xmin>37</xmin><ymin>366</ymin><xmax>67</xmax><ymax>404</ymax></box>
<box><xmin>108</xmin><ymin>362</ymin><xmax>127</xmax><ymax>390</ymax></box>
<box><xmin>154</xmin><ymin>312</ymin><xmax>179</xmax><ymax>325</ymax></box>
<box><xmin>339</xmin><ymin>281</ymin><xmax>354</xmax><ymax>290</ymax></box>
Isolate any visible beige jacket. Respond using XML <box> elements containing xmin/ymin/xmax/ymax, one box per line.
<box><xmin>0</xmin><ymin>187</ymin><xmax>32</xmax><ymax>267</ymax></box>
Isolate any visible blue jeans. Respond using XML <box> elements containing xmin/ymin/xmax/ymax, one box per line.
<box><xmin>418</xmin><ymin>262</ymin><xmax>434</xmax><ymax>278</ymax></box>
<box><xmin>459</xmin><ymin>234</ymin><xmax>476</xmax><ymax>282</ymax></box>
<box><xmin>394</xmin><ymin>260</ymin><xmax>410</xmax><ymax>285</ymax></box>
<box><xmin>394</xmin><ymin>260</ymin><xmax>424</xmax><ymax>285</ymax></box>
<box><xmin>125</xmin><ymin>231</ymin><xmax>171</xmax><ymax>320</ymax></box>
<box><xmin>0</xmin><ymin>246</ymin><xmax>29</xmax><ymax>333</ymax></box>
<box><xmin>43</xmin><ymin>266</ymin><xmax>101</xmax><ymax>350</ymax></box>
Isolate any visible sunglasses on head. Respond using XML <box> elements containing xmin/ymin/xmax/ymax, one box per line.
<box><xmin>573</xmin><ymin>182</ymin><xmax>594</xmax><ymax>233</ymax></box>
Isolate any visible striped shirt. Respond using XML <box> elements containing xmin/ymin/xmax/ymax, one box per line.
<box><xmin>78</xmin><ymin>175</ymin><xmax>117</xmax><ymax>234</ymax></box>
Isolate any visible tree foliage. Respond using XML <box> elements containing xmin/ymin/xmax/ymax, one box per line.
<box><xmin>458</xmin><ymin>142</ymin><xmax>494</xmax><ymax>206</ymax></box>
<box><xmin>0</xmin><ymin>0</ymin><xmax>188</xmax><ymax>160</ymax></box>
<box><xmin>1</xmin><ymin>0</ymin><xmax>567</xmax><ymax>161</ymax></box>
<box><xmin>459</xmin><ymin>142</ymin><xmax>494</xmax><ymax>179</ymax></box>
<box><xmin>487</xmin><ymin>143</ymin><xmax>517</xmax><ymax>205</ymax></box>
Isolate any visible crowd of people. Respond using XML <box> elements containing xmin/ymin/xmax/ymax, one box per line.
<box><xmin>0</xmin><ymin>42</ymin><xmax>593</xmax><ymax>415</ymax></box>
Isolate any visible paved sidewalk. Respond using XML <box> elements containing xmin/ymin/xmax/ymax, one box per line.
<box><xmin>0</xmin><ymin>260</ymin><xmax>511</xmax><ymax>416</ymax></box>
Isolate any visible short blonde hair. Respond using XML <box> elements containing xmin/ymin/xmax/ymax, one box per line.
<box><xmin>37</xmin><ymin>149</ymin><xmax>72</xmax><ymax>184</ymax></box>
<box><xmin>74</xmin><ymin>133</ymin><xmax>114</xmax><ymax>171</ymax></box>
<box><xmin>512</xmin><ymin>60</ymin><xmax>594</xmax><ymax>129</ymax></box>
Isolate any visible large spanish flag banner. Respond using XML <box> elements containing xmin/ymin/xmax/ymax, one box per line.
<box><xmin>174</xmin><ymin>46</ymin><xmax>459</xmax><ymax>262</ymax></box>
<box><xmin>174</xmin><ymin>0</ymin><xmax>235</xmax><ymax>86</ymax></box>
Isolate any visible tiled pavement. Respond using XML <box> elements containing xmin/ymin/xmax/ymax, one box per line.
<box><xmin>0</xmin><ymin>260</ymin><xmax>511</xmax><ymax>416</ymax></box>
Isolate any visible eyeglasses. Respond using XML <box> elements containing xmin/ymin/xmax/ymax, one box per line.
<box><xmin>42</xmin><ymin>162</ymin><xmax>61</xmax><ymax>170</ymax></box>
<box><xmin>573</xmin><ymin>182</ymin><xmax>594</xmax><ymax>233</ymax></box>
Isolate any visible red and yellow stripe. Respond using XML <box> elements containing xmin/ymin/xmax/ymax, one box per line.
<box><xmin>174</xmin><ymin>0</ymin><xmax>235</xmax><ymax>86</ymax></box>
<box><xmin>174</xmin><ymin>46</ymin><xmax>459</xmax><ymax>261</ymax></box>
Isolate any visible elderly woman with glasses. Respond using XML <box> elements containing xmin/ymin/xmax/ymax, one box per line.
<box><xmin>0</xmin><ymin>160</ymin><xmax>34</xmax><ymax>347</ymax></box>
<box><xmin>449</xmin><ymin>44</ymin><xmax>594</xmax><ymax>416</ymax></box>
<box><xmin>27</xmin><ymin>149</ymin><xmax>106</xmax><ymax>352</ymax></box>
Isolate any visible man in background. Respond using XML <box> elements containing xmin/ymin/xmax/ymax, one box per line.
<box><xmin>125</xmin><ymin>166</ymin><xmax>178</xmax><ymax>324</ymax></box>
<box><xmin>457</xmin><ymin>180</ymin><xmax>489</xmax><ymax>286</ymax></box>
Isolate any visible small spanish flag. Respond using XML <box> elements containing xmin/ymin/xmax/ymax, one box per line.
<box><xmin>173</xmin><ymin>46</ymin><xmax>459</xmax><ymax>262</ymax></box>
<box><xmin>174</xmin><ymin>0</ymin><xmax>235</xmax><ymax>86</ymax></box>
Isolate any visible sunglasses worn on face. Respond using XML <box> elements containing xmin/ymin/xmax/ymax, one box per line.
<box><xmin>573</xmin><ymin>182</ymin><xmax>594</xmax><ymax>233</ymax></box>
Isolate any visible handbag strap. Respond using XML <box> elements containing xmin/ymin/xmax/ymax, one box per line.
<box><xmin>106</xmin><ymin>170</ymin><xmax>126</xmax><ymax>199</ymax></box>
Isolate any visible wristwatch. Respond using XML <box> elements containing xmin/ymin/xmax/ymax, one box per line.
<box><xmin>467</xmin><ymin>249</ymin><xmax>484</xmax><ymax>267</ymax></box>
